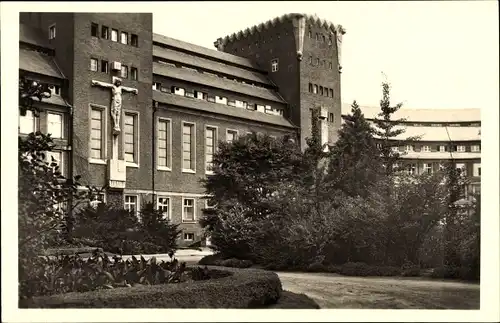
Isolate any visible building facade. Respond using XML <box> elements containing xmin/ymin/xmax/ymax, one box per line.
<box><xmin>18</xmin><ymin>12</ymin><xmax>345</xmax><ymax>246</ymax></box>
<box><xmin>341</xmin><ymin>104</ymin><xmax>481</xmax><ymax>195</ymax></box>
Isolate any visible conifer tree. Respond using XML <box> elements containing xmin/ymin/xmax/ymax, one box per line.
<box><xmin>329</xmin><ymin>101</ymin><xmax>381</xmax><ymax>198</ymax></box>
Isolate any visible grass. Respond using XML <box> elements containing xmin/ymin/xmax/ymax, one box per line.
<box><xmin>277</xmin><ymin>272</ymin><xmax>480</xmax><ymax>309</ymax></box>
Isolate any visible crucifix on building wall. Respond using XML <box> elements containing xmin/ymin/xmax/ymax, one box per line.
<box><xmin>91</xmin><ymin>77</ymin><xmax>138</xmax><ymax>135</ymax></box>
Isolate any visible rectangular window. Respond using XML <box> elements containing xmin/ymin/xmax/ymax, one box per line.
<box><xmin>471</xmin><ymin>145</ymin><xmax>480</xmax><ymax>152</ymax></box>
<box><xmin>100</xmin><ymin>60</ymin><xmax>108</xmax><ymax>74</ymax></box>
<box><xmin>111</xmin><ymin>29</ymin><xmax>118</xmax><ymax>42</ymax></box>
<box><xmin>194</xmin><ymin>91</ymin><xmax>205</xmax><ymax>100</ymax></box>
<box><xmin>226</xmin><ymin>129</ymin><xmax>238</xmax><ymax>143</ymax></box>
<box><xmin>120</xmin><ymin>65</ymin><xmax>128</xmax><ymax>78</ymax></box>
<box><xmin>184</xmin><ymin>233</ymin><xmax>195</xmax><ymax>241</ymax></box>
<box><xmin>131</xmin><ymin>67</ymin><xmax>138</xmax><ymax>81</ymax></box>
<box><xmin>157</xmin><ymin>118</ymin><xmax>171</xmax><ymax>170</ymax></box>
<box><xmin>456</xmin><ymin>163</ymin><xmax>467</xmax><ymax>175</ymax></box>
<box><xmin>405</xmin><ymin>145</ymin><xmax>414</xmax><ymax>152</ymax></box>
<box><xmin>456</xmin><ymin>145</ymin><xmax>466</xmax><ymax>152</ymax></box>
<box><xmin>185</xmin><ymin>91</ymin><xmax>195</xmax><ymax>98</ymax></box>
<box><xmin>391</xmin><ymin>146</ymin><xmax>399</xmax><ymax>152</ymax></box>
<box><xmin>153</xmin><ymin>82</ymin><xmax>161</xmax><ymax>91</ymax></box>
<box><xmin>157</xmin><ymin>197</ymin><xmax>170</xmax><ymax>219</ymax></box>
<box><xmin>423</xmin><ymin>163</ymin><xmax>433</xmax><ymax>174</ymax></box>
<box><xmin>329</xmin><ymin>89</ymin><xmax>334</xmax><ymax>97</ymax></box>
<box><xmin>120</xmin><ymin>31</ymin><xmax>128</xmax><ymax>45</ymax></box>
<box><xmin>131</xmin><ymin>34</ymin><xmax>138</xmax><ymax>47</ymax></box>
<box><xmin>256</xmin><ymin>104</ymin><xmax>265</xmax><ymax>113</ymax></box>
<box><xmin>46</xmin><ymin>150</ymin><xmax>63</xmax><ymax>173</ymax></box>
<box><xmin>172</xmin><ymin>86</ymin><xmax>185</xmax><ymax>96</ymax></box>
<box><xmin>49</xmin><ymin>85</ymin><xmax>61</xmax><ymax>96</ymax></box>
<box><xmin>91</xmin><ymin>23</ymin><xmax>99</xmax><ymax>37</ymax></box>
<box><xmin>329</xmin><ymin>62</ymin><xmax>333</xmax><ymax>69</ymax></box>
<box><xmin>49</xmin><ymin>25</ymin><xmax>56</xmax><ymax>39</ymax></box>
<box><xmin>439</xmin><ymin>145</ymin><xmax>446</xmax><ymax>152</ymax></box>
<box><xmin>215</xmin><ymin>96</ymin><xmax>227</xmax><ymax>104</ymax></box>
<box><xmin>182</xmin><ymin>122</ymin><xmax>195</xmax><ymax>172</ymax></box>
<box><xmin>473</xmin><ymin>163</ymin><xmax>481</xmax><ymax>177</ymax></box>
<box><xmin>316</xmin><ymin>58</ymin><xmax>320</xmax><ymax>65</ymax></box>
<box><xmin>205</xmin><ymin>126</ymin><xmax>217</xmax><ymax>174</ymax></box>
<box><xmin>124</xmin><ymin>195</ymin><xmax>138</xmax><ymax>217</ymax></box>
<box><xmin>90</xmin><ymin>108</ymin><xmax>104</xmax><ymax>160</ymax></box>
<box><xmin>271</xmin><ymin>58</ymin><xmax>279</xmax><ymax>72</ymax></box>
<box><xmin>422</xmin><ymin>145</ymin><xmax>431</xmax><ymax>152</ymax></box>
<box><xmin>328</xmin><ymin>113</ymin><xmax>334</xmax><ymax>123</ymax></box>
<box><xmin>313</xmin><ymin>85</ymin><xmax>318</xmax><ymax>94</ymax></box>
<box><xmin>47</xmin><ymin>112</ymin><xmax>63</xmax><ymax>138</ymax></box>
<box><xmin>182</xmin><ymin>198</ymin><xmax>195</xmax><ymax>222</ymax></box>
<box><xmin>90</xmin><ymin>58</ymin><xmax>98</xmax><ymax>71</ymax></box>
<box><xmin>101</xmin><ymin>26</ymin><xmax>109</xmax><ymax>39</ymax></box>
<box><xmin>407</xmin><ymin>163</ymin><xmax>417</xmax><ymax>175</ymax></box>
<box><xmin>19</xmin><ymin>110</ymin><xmax>37</xmax><ymax>134</ymax></box>
<box><xmin>265</xmin><ymin>105</ymin><xmax>273</xmax><ymax>114</ymax></box>
<box><xmin>124</xmin><ymin>113</ymin><xmax>137</xmax><ymax>164</ymax></box>
<box><xmin>207</xmin><ymin>95</ymin><xmax>216</xmax><ymax>103</ymax></box>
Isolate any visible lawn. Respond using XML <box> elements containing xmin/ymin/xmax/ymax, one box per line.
<box><xmin>277</xmin><ymin>271</ymin><xmax>480</xmax><ymax>309</ymax></box>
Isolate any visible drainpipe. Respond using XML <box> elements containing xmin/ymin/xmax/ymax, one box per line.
<box><xmin>152</xmin><ymin>100</ymin><xmax>158</xmax><ymax>207</ymax></box>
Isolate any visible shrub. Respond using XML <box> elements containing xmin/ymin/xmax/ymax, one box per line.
<box><xmin>139</xmin><ymin>202</ymin><xmax>181</xmax><ymax>251</ymax></box>
<box><xmin>198</xmin><ymin>253</ymin><xmax>223</xmax><ymax>266</ymax></box>
<box><xmin>20</xmin><ymin>267</ymin><xmax>282</xmax><ymax>308</ymax></box>
<box><xmin>337</xmin><ymin>262</ymin><xmax>401</xmax><ymax>277</ymax></box>
<box><xmin>218</xmin><ymin>258</ymin><xmax>253</xmax><ymax>268</ymax></box>
<box><xmin>268</xmin><ymin>291</ymin><xmax>320</xmax><ymax>309</ymax></box>
<box><xmin>431</xmin><ymin>265</ymin><xmax>461</xmax><ymax>279</ymax></box>
<box><xmin>306</xmin><ymin>262</ymin><xmax>327</xmax><ymax>272</ymax></box>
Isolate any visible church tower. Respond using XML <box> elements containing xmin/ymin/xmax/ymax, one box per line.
<box><xmin>214</xmin><ymin>13</ymin><xmax>345</xmax><ymax>149</ymax></box>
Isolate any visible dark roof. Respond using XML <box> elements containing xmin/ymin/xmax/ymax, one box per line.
<box><xmin>153</xmin><ymin>62</ymin><xmax>286</xmax><ymax>104</ymax></box>
<box><xmin>153</xmin><ymin>91</ymin><xmax>295</xmax><ymax>129</ymax></box>
<box><xmin>19</xmin><ymin>24</ymin><xmax>53</xmax><ymax>49</ymax></box>
<box><xmin>153</xmin><ymin>46</ymin><xmax>273</xmax><ymax>86</ymax></box>
<box><xmin>153</xmin><ymin>33</ymin><xmax>265</xmax><ymax>72</ymax></box>
<box><xmin>19</xmin><ymin>48</ymin><xmax>65</xmax><ymax>79</ymax></box>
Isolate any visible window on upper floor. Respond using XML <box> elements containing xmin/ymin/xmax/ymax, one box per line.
<box><xmin>308</xmin><ymin>56</ymin><xmax>313</xmax><ymax>64</ymax></box>
<box><xmin>131</xmin><ymin>67</ymin><xmax>138</xmax><ymax>81</ymax></box>
<box><xmin>120</xmin><ymin>65</ymin><xmax>128</xmax><ymax>78</ymax></box>
<box><xmin>90</xmin><ymin>107</ymin><xmax>105</xmax><ymax>160</ymax></box>
<box><xmin>422</xmin><ymin>145</ymin><xmax>431</xmax><ymax>152</ymax></box>
<box><xmin>49</xmin><ymin>24</ymin><xmax>56</xmax><ymax>40</ymax></box>
<box><xmin>319</xmin><ymin>86</ymin><xmax>324</xmax><ymax>96</ymax></box>
<box><xmin>235</xmin><ymin>100</ymin><xmax>247</xmax><ymax>108</ymax></box>
<box><xmin>456</xmin><ymin>145</ymin><xmax>466</xmax><ymax>152</ymax></box>
<box><xmin>91</xmin><ymin>23</ymin><xmax>99</xmax><ymax>37</ymax></box>
<box><xmin>182</xmin><ymin>122</ymin><xmax>196</xmax><ymax>172</ymax></box>
<box><xmin>19</xmin><ymin>110</ymin><xmax>38</xmax><ymax>134</ymax></box>
<box><xmin>101</xmin><ymin>26</ymin><xmax>109</xmax><ymax>39</ymax></box>
<box><xmin>49</xmin><ymin>85</ymin><xmax>61</xmax><ymax>96</ymax></box>
<box><xmin>329</xmin><ymin>89</ymin><xmax>333</xmax><ymax>97</ymax></box>
<box><xmin>120</xmin><ymin>31</ymin><xmax>128</xmax><ymax>45</ymax></box>
<box><xmin>205</xmin><ymin>126</ymin><xmax>217</xmax><ymax>174</ymax></box>
<box><xmin>471</xmin><ymin>145</ymin><xmax>480</xmax><ymax>152</ymax></box>
<box><xmin>405</xmin><ymin>145</ymin><xmax>414</xmax><ymax>152</ymax></box>
<box><xmin>194</xmin><ymin>91</ymin><xmax>206</xmax><ymax>100</ymax></box>
<box><xmin>328</xmin><ymin>36</ymin><xmax>332</xmax><ymax>46</ymax></box>
<box><xmin>111</xmin><ymin>29</ymin><xmax>118</xmax><ymax>42</ymax></box>
<box><xmin>131</xmin><ymin>34</ymin><xmax>138</xmax><ymax>47</ymax></box>
<box><xmin>473</xmin><ymin>163</ymin><xmax>481</xmax><ymax>177</ymax></box>
<box><xmin>152</xmin><ymin>82</ymin><xmax>161</xmax><ymax>91</ymax></box>
<box><xmin>158</xmin><ymin>118</ymin><xmax>171</xmax><ymax>170</ymax></box>
<box><xmin>329</xmin><ymin>62</ymin><xmax>333</xmax><ymax>70</ymax></box>
<box><xmin>47</xmin><ymin>112</ymin><xmax>63</xmax><ymax>138</ymax></box>
<box><xmin>316</xmin><ymin>58</ymin><xmax>320</xmax><ymax>65</ymax></box>
<box><xmin>328</xmin><ymin>113</ymin><xmax>334</xmax><ymax>123</ymax></box>
<box><xmin>124</xmin><ymin>112</ymin><xmax>138</xmax><ymax>165</ymax></box>
<box><xmin>322</xmin><ymin>35</ymin><xmax>326</xmax><ymax>42</ymax></box>
<box><xmin>308</xmin><ymin>83</ymin><xmax>313</xmax><ymax>93</ymax></box>
<box><xmin>313</xmin><ymin>84</ymin><xmax>318</xmax><ymax>94</ymax></box>
<box><xmin>101</xmin><ymin>60</ymin><xmax>108</xmax><ymax>74</ymax></box>
<box><xmin>315</xmin><ymin>33</ymin><xmax>319</xmax><ymax>41</ymax></box>
<box><xmin>438</xmin><ymin>145</ymin><xmax>446</xmax><ymax>152</ymax></box>
<box><xmin>215</xmin><ymin>96</ymin><xmax>227</xmax><ymax>104</ymax></box>
<box><xmin>172</xmin><ymin>86</ymin><xmax>185</xmax><ymax>96</ymax></box>
<box><xmin>271</xmin><ymin>58</ymin><xmax>279</xmax><ymax>72</ymax></box>
<box><xmin>90</xmin><ymin>58</ymin><xmax>98</xmax><ymax>71</ymax></box>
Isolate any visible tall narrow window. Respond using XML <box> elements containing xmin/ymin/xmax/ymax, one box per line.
<box><xmin>205</xmin><ymin>127</ymin><xmax>217</xmax><ymax>174</ymax></box>
<box><xmin>319</xmin><ymin>86</ymin><xmax>324</xmax><ymax>96</ymax></box>
<box><xmin>90</xmin><ymin>108</ymin><xmax>104</xmax><ymax>160</ymax></box>
<box><xmin>101</xmin><ymin>26</ymin><xmax>109</xmax><ymax>39</ymax></box>
<box><xmin>473</xmin><ymin>163</ymin><xmax>481</xmax><ymax>177</ymax></box>
<box><xmin>271</xmin><ymin>58</ymin><xmax>279</xmax><ymax>72</ymax></box>
<box><xmin>308</xmin><ymin>56</ymin><xmax>313</xmax><ymax>64</ymax></box>
<box><xmin>124</xmin><ymin>195</ymin><xmax>138</xmax><ymax>217</ymax></box>
<box><xmin>309</xmin><ymin>83</ymin><xmax>313</xmax><ymax>92</ymax></box>
<box><xmin>316</xmin><ymin>58</ymin><xmax>320</xmax><ymax>65</ymax></box>
<box><xmin>49</xmin><ymin>25</ymin><xmax>56</xmax><ymax>40</ymax></box>
<box><xmin>47</xmin><ymin>112</ymin><xmax>63</xmax><ymax>138</ymax></box>
<box><xmin>19</xmin><ymin>110</ymin><xmax>37</xmax><ymax>134</ymax></box>
<box><xmin>226</xmin><ymin>129</ymin><xmax>238</xmax><ymax>143</ymax></box>
<box><xmin>153</xmin><ymin>82</ymin><xmax>161</xmax><ymax>91</ymax></box>
<box><xmin>329</xmin><ymin>89</ymin><xmax>333</xmax><ymax>97</ymax></box>
<box><xmin>313</xmin><ymin>84</ymin><xmax>318</xmax><ymax>94</ymax></box>
<box><xmin>91</xmin><ymin>23</ymin><xmax>99</xmax><ymax>37</ymax></box>
<box><xmin>90</xmin><ymin>193</ymin><xmax>105</xmax><ymax>208</ymax></box>
<box><xmin>90</xmin><ymin>58</ymin><xmax>98</xmax><ymax>71</ymax></box>
<box><xmin>131</xmin><ymin>67</ymin><xmax>138</xmax><ymax>81</ymax></box>
<box><xmin>182</xmin><ymin>198</ymin><xmax>195</xmax><ymax>222</ymax></box>
<box><xmin>423</xmin><ymin>163</ymin><xmax>432</xmax><ymax>174</ymax></box>
<box><xmin>328</xmin><ymin>113</ymin><xmax>334</xmax><ymax>123</ymax></box>
<box><xmin>439</xmin><ymin>145</ymin><xmax>446</xmax><ymax>152</ymax></box>
<box><xmin>131</xmin><ymin>34</ymin><xmax>138</xmax><ymax>47</ymax></box>
<box><xmin>120</xmin><ymin>65</ymin><xmax>128</xmax><ymax>78</ymax></box>
<box><xmin>101</xmin><ymin>60</ymin><xmax>109</xmax><ymax>73</ymax></box>
<box><xmin>120</xmin><ymin>31</ymin><xmax>128</xmax><ymax>45</ymax></box>
<box><xmin>157</xmin><ymin>118</ymin><xmax>171</xmax><ymax>170</ymax></box>
<box><xmin>124</xmin><ymin>113</ymin><xmax>137</xmax><ymax>164</ymax></box>
<box><xmin>182</xmin><ymin>123</ymin><xmax>195</xmax><ymax>172</ymax></box>
<box><xmin>111</xmin><ymin>29</ymin><xmax>118</xmax><ymax>42</ymax></box>
<box><xmin>157</xmin><ymin>197</ymin><xmax>170</xmax><ymax>219</ymax></box>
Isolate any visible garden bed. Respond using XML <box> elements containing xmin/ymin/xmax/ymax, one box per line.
<box><xmin>20</xmin><ymin>266</ymin><xmax>282</xmax><ymax>308</ymax></box>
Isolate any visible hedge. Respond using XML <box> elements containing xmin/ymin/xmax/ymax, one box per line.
<box><xmin>268</xmin><ymin>291</ymin><xmax>320</xmax><ymax>309</ymax></box>
<box><xmin>199</xmin><ymin>254</ymin><xmax>253</xmax><ymax>268</ymax></box>
<box><xmin>20</xmin><ymin>266</ymin><xmax>282</xmax><ymax>308</ymax></box>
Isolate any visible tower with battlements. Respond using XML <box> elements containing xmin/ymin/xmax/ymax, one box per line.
<box><xmin>214</xmin><ymin>13</ymin><xmax>345</xmax><ymax>149</ymax></box>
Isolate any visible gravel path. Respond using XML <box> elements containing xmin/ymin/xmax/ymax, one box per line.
<box><xmin>276</xmin><ymin>271</ymin><xmax>480</xmax><ymax>309</ymax></box>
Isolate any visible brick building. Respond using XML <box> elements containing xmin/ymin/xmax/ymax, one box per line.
<box><xmin>341</xmin><ymin>104</ymin><xmax>481</xmax><ymax>195</ymax></box>
<box><xmin>18</xmin><ymin>12</ymin><xmax>345</xmax><ymax>246</ymax></box>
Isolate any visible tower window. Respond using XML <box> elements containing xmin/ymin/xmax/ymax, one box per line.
<box><xmin>101</xmin><ymin>26</ymin><xmax>109</xmax><ymax>39</ymax></box>
<box><xmin>91</xmin><ymin>23</ymin><xmax>99</xmax><ymax>37</ymax></box>
<box><xmin>271</xmin><ymin>59</ymin><xmax>279</xmax><ymax>72</ymax></box>
<box><xmin>319</xmin><ymin>86</ymin><xmax>324</xmax><ymax>96</ymax></box>
<box><xmin>308</xmin><ymin>83</ymin><xmax>313</xmax><ymax>93</ymax></box>
<box><xmin>131</xmin><ymin>34</ymin><xmax>138</xmax><ymax>47</ymax></box>
<box><xmin>322</xmin><ymin>35</ymin><xmax>326</xmax><ymax>42</ymax></box>
<box><xmin>111</xmin><ymin>29</ymin><xmax>118</xmax><ymax>42</ymax></box>
<box><xmin>313</xmin><ymin>84</ymin><xmax>318</xmax><ymax>94</ymax></box>
<box><xmin>316</xmin><ymin>58</ymin><xmax>320</xmax><ymax>65</ymax></box>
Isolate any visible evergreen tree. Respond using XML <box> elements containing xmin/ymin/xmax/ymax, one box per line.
<box><xmin>328</xmin><ymin>101</ymin><xmax>381</xmax><ymax>198</ymax></box>
<box><xmin>372</xmin><ymin>82</ymin><xmax>419</xmax><ymax>176</ymax></box>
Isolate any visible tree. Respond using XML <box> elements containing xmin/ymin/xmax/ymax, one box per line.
<box><xmin>139</xmin><ymin>202</ymin><xmax>181</xmax><ymax>252</ymax></box>
<box><xmin>372</xmin><ymin>82</ymin><xmax>419</xmax><ymax>176</ymax></box>
<box><xmin>328</xmin><ymin>101</ymin><xmax>381</xmax><ymax>198</ymax></box>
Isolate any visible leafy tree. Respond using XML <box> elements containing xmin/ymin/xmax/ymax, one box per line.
<box><xmin>328</xmin><ymin>101</ymin><xmax>381</xmax><ymax>198</ymax></box>
<box><xmin>139</xmin><ymin>202</ymin><xmax>181</xmax><ymax>252</ymax></box>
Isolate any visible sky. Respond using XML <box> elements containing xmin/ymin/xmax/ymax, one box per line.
<box><xmin>152</xmin><ymin>1</ymin><xmax>499</xmax><ymax>110</ymax></box>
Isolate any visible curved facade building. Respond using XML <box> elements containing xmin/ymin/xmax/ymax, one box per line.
<box><xmin>341</xmin><ymin>103</ymin><xmax>481</xmax><ymax>194</ymax></box>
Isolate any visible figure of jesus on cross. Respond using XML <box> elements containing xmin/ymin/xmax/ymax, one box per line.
<box><xmin>91</xmin><ymin>77</ymin><xmax>138</xmax><ymax>135</ymax></box>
